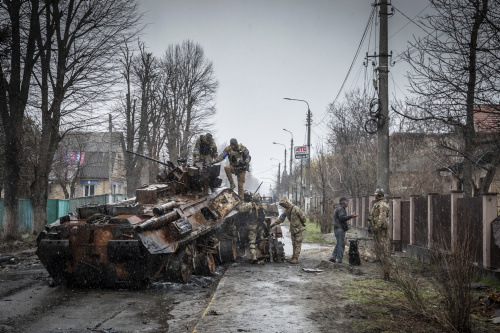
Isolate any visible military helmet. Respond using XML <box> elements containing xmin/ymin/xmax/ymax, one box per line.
<box><xmin>252</xmin><ymin>193</ymin><xmax>261</xmax><ymax>202</ymax></box>
<box><xmin>243</xmin><ymin>190</ymin><xmax>253</xmax><ymax>202</ymax></box>
<box><xmin>230</xmin><ymin>138</ymin><xmax>238</xmax><ymax>146</ymax></box>
<box><xmin>205</xmin><ymin>133</ymin><xmax>213</xmax><ymax>140</ymax></box>
<box><xmin>374</xmin><ymin>188</ymin><xmax>385</xmax><ymax>197</ymax></box>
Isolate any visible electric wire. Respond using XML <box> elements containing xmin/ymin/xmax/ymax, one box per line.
<box><xmin>313</xmin><ymin>6</ymin><xmax>376</xmax><ymax>128</ymax></box>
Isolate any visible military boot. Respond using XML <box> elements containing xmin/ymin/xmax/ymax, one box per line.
<box><xmin>250</xmin><ymin>249</ymin><xmax>257</xmax><ymax>264</ymax></box>
<box><xmin>288</xmin><ymin>256</ymin><xmax>299</xmax><ymax>264</ymax></box>
<box><xmin>288</xmin><ymin>242</ymin><xmax>301</xmax><ymax>264</ymax></box>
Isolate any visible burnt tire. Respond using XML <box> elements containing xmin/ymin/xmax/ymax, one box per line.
<box><xmin>165</xmin><ymin>249</ymin><xmax>191</xmax><ymax>283</ymax></box>
<box><xmin>193</xmin><ymin>252</ymin><xmax>216</xmax><ymax>276</ymax></box>
<box><xmin>219</xmin><ymin>239</ymin><xmax>237</xmax><ymax>263</ymax></box>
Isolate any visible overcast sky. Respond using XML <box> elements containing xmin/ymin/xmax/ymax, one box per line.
<box><xmin>136</xmin><ymin>0</ymin><xmax>432</xmax><ymax>193</ymax></box>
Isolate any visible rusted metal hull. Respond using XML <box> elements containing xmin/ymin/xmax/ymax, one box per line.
<box><xmin>37</xmin><ymin>164</ymin><xmax>240</xmax><ymax>287</ymax></box>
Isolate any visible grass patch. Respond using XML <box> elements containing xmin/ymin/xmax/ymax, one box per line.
<box><xmin>302</xmin><ymin>218</ymin><xmax>334</xmax><ymax>245</ymax></box>
<box><xmin>345</xmin><ymin>277</ymin><xmax>404</xmax><ymax>305</ymax></box>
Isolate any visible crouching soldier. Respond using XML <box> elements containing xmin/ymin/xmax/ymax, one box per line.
<box><xmin>238</xmin><ymin>193</ymin><xmax>267</xmax><ymax>263</ymax></box>
<box><xmin>270</xmin><ymin>196</ymin><xmax>306</xmax><ymax>264</ymax></box>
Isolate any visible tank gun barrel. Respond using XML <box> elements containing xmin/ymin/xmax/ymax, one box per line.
<box><xmin>126</xmin><ymin>150</ymin><xmax>173</xmax><ymax>168</ymax></box>
<box><xmin>153</xmin><ymin>201</ymin><xmax>178</xmax><ymax>216</ymax></box>
<box><xmin>135</xmin><ymin>210</ymin><xmax>181</xmax><ymax>232</ymax></box>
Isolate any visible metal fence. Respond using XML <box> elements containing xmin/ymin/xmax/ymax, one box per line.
<box><xmin>432</xmin><ymin>194</ymin><xmax>452</xmax><ymax>249</ymax></box>
<box><xmin>0</xmin><ymin>194</ymin><xmax>128</xmax><ymax>233</ymax></box>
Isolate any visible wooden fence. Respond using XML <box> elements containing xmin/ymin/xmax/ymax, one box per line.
<box><xmin>346</xmin><ymin>192</ymin><xmax>500</xmax><ymax>269</ymax></box>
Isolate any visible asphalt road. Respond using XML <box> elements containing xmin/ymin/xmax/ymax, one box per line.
<box><xmin>0</xmin><ymin>226</ymin><xmax>367</xmax><ymax>333</ymax></box>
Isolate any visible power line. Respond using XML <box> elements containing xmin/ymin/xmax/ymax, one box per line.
<box><xmin>314</xmin><ymin>6</ymin><xmax>376</xmax><ymax>128</ymax></box>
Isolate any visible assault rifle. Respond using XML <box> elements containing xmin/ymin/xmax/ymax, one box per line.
<box><xmin>126</xmin><ymin>150</ymin><xmax>175</xmax><ymax>169</ymax></box>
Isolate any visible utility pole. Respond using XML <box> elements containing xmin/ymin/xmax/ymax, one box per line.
<box><xmin>306</xmin><ymin>108</ymin><xmax>311</xmax><ymax>213</ymax></box>
<box><xmin>108</xmin><ymin>114</ymin><xmax>113</xmax><ymax>204</ymax></box>
<box><xmin>283</xmin><ymin>128</ymin><xmax>294</xmax><ymax>201</ymax></box>
<box><xmin>283</xmin><ymin>98</ymin><xmax>312</xmax><ymax>213</ymax></box>
<box><xmin>377</xmin><ymin>0</ymin><xmax>390</xmax><ymax>195</ymax></box>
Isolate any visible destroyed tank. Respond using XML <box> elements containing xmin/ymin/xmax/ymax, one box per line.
<box><xmin>36</xmin><ymin>153</ymin><xmax>241</xmax><ymax>287</ymax></box>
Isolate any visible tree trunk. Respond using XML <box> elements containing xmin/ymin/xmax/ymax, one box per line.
<box><xmin>1</xmin><ymin>143</ymin><xmax>20</xmax><ymax>240</ymax></box>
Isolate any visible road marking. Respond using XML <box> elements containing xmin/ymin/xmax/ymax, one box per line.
<box><xmin>192</xmin><ymin>273</ymin><xmax>226</xmax><ymax>333</ymax></box>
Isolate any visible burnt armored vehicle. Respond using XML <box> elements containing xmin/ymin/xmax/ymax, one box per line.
<box><xmin>36</xmin><ymin>154</ymin><xmax>241</xmax><ymax>287</ymax></box>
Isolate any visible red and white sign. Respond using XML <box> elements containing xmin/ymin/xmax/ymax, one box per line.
<box><xmin>294</xmin><ymin>146</ymin><xmax>309</xmax><ymax>159</ymax></box>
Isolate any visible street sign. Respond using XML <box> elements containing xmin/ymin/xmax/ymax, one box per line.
<box><xmin>294</xmin><ymin>146</ymin><xmax>309</xmax><ymax>159</ymax></box>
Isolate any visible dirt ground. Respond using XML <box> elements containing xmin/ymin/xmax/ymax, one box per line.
<box><xmin>1</xmin><ymin>230</ymin><xmax>500</xmax><ymax>333</ymax></box>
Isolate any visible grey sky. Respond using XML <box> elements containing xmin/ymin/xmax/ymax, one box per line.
<box><xmin>137</xmin><ymin>0</ymin><xmax>431</xmax><ymax>192</ymax></box>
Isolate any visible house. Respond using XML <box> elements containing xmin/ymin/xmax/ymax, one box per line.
<box><xmin>389</xmin><ymin>132</ymin><xmax>458</xmax><ymax>198</ymax></box>
<box><xmin>48</xmin><ymin>132</ymin><xmax>128</xmax><ymax>199</ymax></box>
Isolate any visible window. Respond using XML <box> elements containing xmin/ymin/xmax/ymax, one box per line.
<box><xmin>84</xmin><ymin>184</ymin><xmax>95</xmax><ymax>197</ymax></box>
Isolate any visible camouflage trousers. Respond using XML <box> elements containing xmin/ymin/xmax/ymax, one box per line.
<box><xmin>291</xmin><ymin>231</ymin><xmax>303</xmax><ymax>259</ymax></box>
<box><xmin>248</xmin><ymin>221</ymin><xmax>265</xmax><ymax>259</ymax></box>
<box><xmin>373</xmin><ymin>226</ymin><xmax>391</xmax><ymax>279</ymax></box>
<box><xmin>224</xmin><ymin>165</ymin><xmax>246</xmax><ymax>198</ymax></box>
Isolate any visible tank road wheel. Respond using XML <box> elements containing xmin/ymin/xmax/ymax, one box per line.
<box><xmin>193</xmin><ymin>252</ymin><xmax>216</xmax><ymax>276</ymax></box>
<box><xmin>165</xmin><ymin>249</ymin><xmax>191</xmax><ymax>283</ymax></box>
<box><xmin>219</xmin><ymin>239</ymin><xmax>237</xmax><ymax>263</ymax></box>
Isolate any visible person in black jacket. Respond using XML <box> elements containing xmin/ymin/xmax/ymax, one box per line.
<box><xmin>329</xmin><ymin>196</ymin><xmax>357</xmax><ymax>263</ymax></box>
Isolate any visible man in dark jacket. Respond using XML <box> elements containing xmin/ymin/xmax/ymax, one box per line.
<box><xmin>329</xmin><ymin>196</ymin><xmax>357</xmax><ymax>263</ymax></box>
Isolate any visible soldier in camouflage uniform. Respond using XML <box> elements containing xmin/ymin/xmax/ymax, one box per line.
<box><xmin>237</xmin><ymin>193</ymin><xmax>267</xmax><ymax>263</ymax></box>
<box><xmin>368</xmin><ymin>188</ymin><xmax>391</xmax><ymax>279</ymax></box>
<box><xmin>214</xmin><ymin>138</ymin><xmax>251</xmax><ymax>199</ymax></box>
<box><xmin>193</xmin><ymin>133</ymin><xmax>218</xmax><ymax>163</ymax></box>
<box><xmin>270</xmin><ymin>196</ymin><xmax>306</xmax><ymax>264</ymax></box>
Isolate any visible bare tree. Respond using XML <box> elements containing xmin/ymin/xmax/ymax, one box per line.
<box><xmin>397</xmin><ymin>0</ymin><xmax>500</xmax><ymax>197</ymax></box>
<box><xmin>0</xmin><ymin>0</ymin><xmax>40</xmax><ymax>240</ymax></box>
<box><xmin>26</xmin><ymin>0</ymin><xmax>141</xmax><ymax>234</ymax></box>
<box><xmin>160</xmin><ymin>40</ymin><xmax>218</xmax><ymax>162</ymax></box>
<box><xmin>310</xmin><ymin>146</ymin><xmax>337</xmax><ymax>233</ymax></box>
<box><xmin>326</xmin><ymin>90</ymin><xmax>377</xmax><ymax>197</ymax></box>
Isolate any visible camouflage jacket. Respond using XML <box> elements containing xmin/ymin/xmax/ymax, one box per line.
<box><xmin>216</xmin><ymin>143</ymin><xmax>251</xmax><ymax>167</ymax></box>
<box><xmin>369</xmin><ymin>198</ymin><xmax>389</xmax><ymax>230</ymax></box>
<box><xmin>237</xmin><ymin>202</ymin><xmax>267</xmax><ymax>223</ymax></box>
<box><xmin>193</xmin><ymin>135</ymin><xmax>217</xmax><ymax>161</ymax></box>
<box><xmin>274</xmin><ymin>197</ymin><xmax>306</xmax><ymax>235</ymax></box>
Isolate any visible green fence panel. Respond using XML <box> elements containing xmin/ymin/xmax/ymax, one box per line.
<box><xmin>47</xmin><ymin>199</ymin><xmax>58</xmax><ymax>225</ymax></box>
<box><xmin>18</xmin><ymin>199</ymin><xmax>32</xmax><ymax>233</ymax></box>
<box><xmin>0</xmin><ymin>195</ymin><xmax>128</xmax><ymax>231</ymax></box>
<box><xmin>58</xmin><ymin>200</ymin><xmax>69</xmax><ymax>220</ymax></box>
<box><xmin>46</xmin><ymin>199</ymin><xmax>70</xmax><ymax>224</ymax></box>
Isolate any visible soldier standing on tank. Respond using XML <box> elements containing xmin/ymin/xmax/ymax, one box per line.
<box><xmin>368</xmin><ymin>188</ymin><xmax>391</xmax><ymax>279</ymax></box>
<box><xmin>214</xmin><ymin>138</ymin><xmax>251</xmax><ymax>198</ymax></box>
<box><xmin>193</xmin><ymin>133</ymin><xmax>218</xmax><ymax>163</ymax></box>
<box><xmin>237</xmin><ymin>193</ymin><xmax>268</xmax><ymax>263</ymax></box>
<box><xmin>270</xmin><ymin>196</ymin><xmax>306</xmax><ymax>264</ymax></box>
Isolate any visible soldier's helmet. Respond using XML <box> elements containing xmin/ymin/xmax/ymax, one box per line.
<box><xmin>252</xmin><ymin>193</ymin><xmax>261</xmax><ymax>202</ymax></box>
<box><xmin>243</xmin><ymin>190</ymin><xmax>253</xmax><ymax>202</ymax></box>
<box><xmin>375</xmin><ymin>188</ymin><xmax>385</xmax><ymax>197</ymax></box>
<box><xmin>230</xmin><ymin>138</ymin><xmax>238</xmax><ymax>147</ymax></box>
<box><xmin>205</xmin><ymin>133</ymin><xmax>213</xmax><ymax>141</ymax></box>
